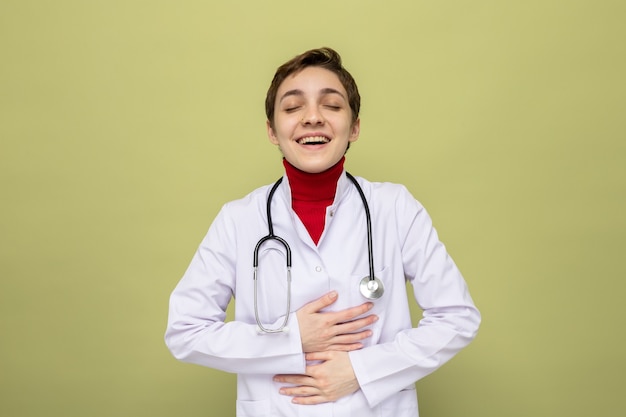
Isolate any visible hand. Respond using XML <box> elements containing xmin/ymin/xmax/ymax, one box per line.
<box><xmin>274</xmin><ymin>351</ymin><xmax>359</xmax><ymax>405</ymax></box>
<box><xmin>296</xmin><ymin>291</ymin><xmax>378</xmax><ymax>353</ymax></box>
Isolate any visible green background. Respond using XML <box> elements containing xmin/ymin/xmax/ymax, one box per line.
<box><xmin>1</xmin><ymin>1</ymin><xmax>624</xmax><ymax>416</ymax></box>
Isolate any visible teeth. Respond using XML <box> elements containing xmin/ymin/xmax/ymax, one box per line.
<box><xmin>298</xmin><ymin>136</ymin><xmax>330</xmax><ymax>144</ymax></box>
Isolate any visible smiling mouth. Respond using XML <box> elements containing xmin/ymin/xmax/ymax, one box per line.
<box><xmin>296</xmin><ymin>136</ymin><xmax>330</xmax><ymax>145</ymax></box>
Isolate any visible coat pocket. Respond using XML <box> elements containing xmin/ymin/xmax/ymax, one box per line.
<box><xmin>236</xmin><ymin>399</ymin><xmax>270</xmax><ymax>417</ymax></box>
<box><xmin>380</xmin><ymin>387</ymin><xmax>419</xmax><ymax>415</ymax></box>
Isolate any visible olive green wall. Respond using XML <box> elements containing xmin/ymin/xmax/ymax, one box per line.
<box><xmin>1</xmin><ymin>1</ymin><xmax>624</xmax><ymax>416</ymax></box>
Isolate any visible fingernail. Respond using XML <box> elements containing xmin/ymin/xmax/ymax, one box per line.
<box><xmin>329</xmin><ymin>291</ymin><xmax>338</xmax><ymax>299</ymax></box>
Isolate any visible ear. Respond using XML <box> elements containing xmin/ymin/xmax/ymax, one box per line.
<box><xmin>267</xmin><ymin>120</ymin><xmax>279</xmax><ymax>145</ymax></box>
<box><xmin>348</xmin><ymin>118</ymin><xmax>360</xmax><ymax>143</ymax></box>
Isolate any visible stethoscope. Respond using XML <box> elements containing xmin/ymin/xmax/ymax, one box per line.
<box><xmin>253</xmin><ymin>172</ymin><xmax>384</xmax><ymax>333</ymax></box>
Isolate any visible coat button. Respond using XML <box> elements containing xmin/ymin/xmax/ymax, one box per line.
<box><xmin>315</xmin><ymin>266</ymin><xmax>322</xmax><ymax>272</ymax></box>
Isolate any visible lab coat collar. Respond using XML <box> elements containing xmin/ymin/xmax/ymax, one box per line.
<box><xmin>274</xmin><ymin>170</ymin><xmax>354</xmax><ymax>248</ymax></box>
<box><xmin>278</xmin><ymin>170</ymin><xmax>352</xmax><ymax>209</ymax></box>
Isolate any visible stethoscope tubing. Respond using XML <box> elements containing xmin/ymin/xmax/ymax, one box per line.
<box><xmin>253</xmin><ymin>177</ymin><xmax>292</xmax><ymax>333</ymax></box>
<box><xmin>253</xmin><ymin>172</ymin><xmax>381</xmax><ymax>333</ymax></box>
<box><xmin>345</xmin><ymin>172</ymin><xmax>376</xmax><ymax>285</ymax></box>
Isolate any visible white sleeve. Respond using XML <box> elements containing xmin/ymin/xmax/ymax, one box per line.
<box><xmin>349</xmin><ymin>187</ymin><xmax>481</xmax><ymax>407</ymax></box>
<box><xmin>164</xmin><ymin>207</ymin><xmax>306</xmax><ymax>375</ymax></box>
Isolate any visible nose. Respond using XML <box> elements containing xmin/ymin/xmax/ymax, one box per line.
<box><xmin>300</xmin><ymin>106</ymin><xmax>324</xmax><ymax>125</ymax></box>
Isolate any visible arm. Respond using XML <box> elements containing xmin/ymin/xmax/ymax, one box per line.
<box><xmin>349</xmin><ymin>187</ymin><xmax>481</xmax><ymax>407</ymax></box>
<box><xmin>272</xmin><ymin>185</ymin><xmax>480</xmax><ymax>406</ymax></box>
<box><xmin>164</xmin><ymin>208</ymin><xmax>306</xmax><ymax>374</ymax></box>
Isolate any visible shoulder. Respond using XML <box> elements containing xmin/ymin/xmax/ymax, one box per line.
<box><xmin>351</xmin><ymin>175</ymin><xmax>424</xmax><ymax>212</ymax></box>
<box><xmin>216</xmin><ymin>183</ymin><xmax>274</xmax><ymax>222</ymax></box>
<box><xmin>224</xmin><ymin>184</ymin><xmax>270</xmax><ymax>208</ymax></box>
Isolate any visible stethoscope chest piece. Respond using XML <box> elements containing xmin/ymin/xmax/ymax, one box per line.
<box><xmin>359</xmin><ymin>276</ymin><xmax>384</xmax><ymax>300</ymax></box>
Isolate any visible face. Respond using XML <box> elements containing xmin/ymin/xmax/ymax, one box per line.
<box><xmin>267</xmin><ymin>66</ymin><xmax>360</xmax><ymax>174</ymax></box>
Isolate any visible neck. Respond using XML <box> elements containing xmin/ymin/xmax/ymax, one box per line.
<box><xmin>283</xmin><ymin>158</ymin><xmax>345</xmax><ymax>244</ymax></box>
<box><xmin>283</xmin><ymin>158</ymin><xmax>345</xmax><ymax>201</ymax></box>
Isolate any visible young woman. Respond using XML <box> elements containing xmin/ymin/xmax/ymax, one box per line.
<box><xmin>166</xmin><ymin>47</ymin><xmax>480</xmax><ymax>417</ymax></box>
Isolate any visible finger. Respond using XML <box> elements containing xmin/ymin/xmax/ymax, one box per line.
<box><xmin>291</xmin><ymin>395</ymin><xmax>327</xmax><ymax>405</ymax></box>
<box><xmin>300</xmin><ymin>291</ymin><xmax>338</xmax><ymax>313</ymax></box>
<box><xmin>334</xmin><ymin>314</ymin><xmax>378</xmax><ymax>334</ymax></box>
<box><xmin>330</xmin><ymin>328</ymin><xmax>373</xmax><ymax>345</ymax></box>
<box><xmin>304</xmin><ymin>350</ymin><xmax>335</xmax><ymax>362</ymax></box>
<box><xmin>273</xmin><ymin>374</ymin><xmax>312</xmax><ymax>385</ymax></box>
<box><xmin>326</xmin><ymin>342</ymin><xmax>364</xmax><ymax>352</ymax></box>
<box><xmin>330</xmin><ymin>302</ymin><xmax>375</xmax><ymax>323</ymax></box>
<box><xmin>279</xmin><ymin>385</ymin><xmax>319</xmax><ymax>398</ymax></box>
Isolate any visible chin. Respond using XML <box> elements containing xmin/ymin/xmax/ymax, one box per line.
<box><xmin>285</xmin><ymin>153</ymin><xmax>342</xmax><ymax>174</ymax></box>
<box><xmin>297</xmin><ymin>166</ymin><xmax>325</xmax><ymax>174</ymax></box>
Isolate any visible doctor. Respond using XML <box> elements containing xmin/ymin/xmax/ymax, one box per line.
<box><xmin>165</xmin><ymin>47</ymin><xmax>480</xmax><ymax>416</ymax></box>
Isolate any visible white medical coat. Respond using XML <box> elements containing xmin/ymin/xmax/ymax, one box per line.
<box><xmin>165</xmin><ymin>172</ymin><xmax>480</xmax><ymax>417</ymax></box>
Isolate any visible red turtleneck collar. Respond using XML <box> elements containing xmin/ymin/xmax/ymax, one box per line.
<box><xmin>283</xmin><ymin>157</ymin><xmax>345</xmax><ymax>244</ymax></box>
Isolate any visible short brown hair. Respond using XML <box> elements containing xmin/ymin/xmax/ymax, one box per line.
<box><xmin>265</xmin><ymin>47</ymin><xmax>361</xmax><ymax>128</ymax></box>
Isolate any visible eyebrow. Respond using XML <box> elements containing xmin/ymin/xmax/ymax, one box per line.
<box><xmin>279</xmin><ymin>88</ymin><xmax>346</xmax><ymax>103</ymax></box>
